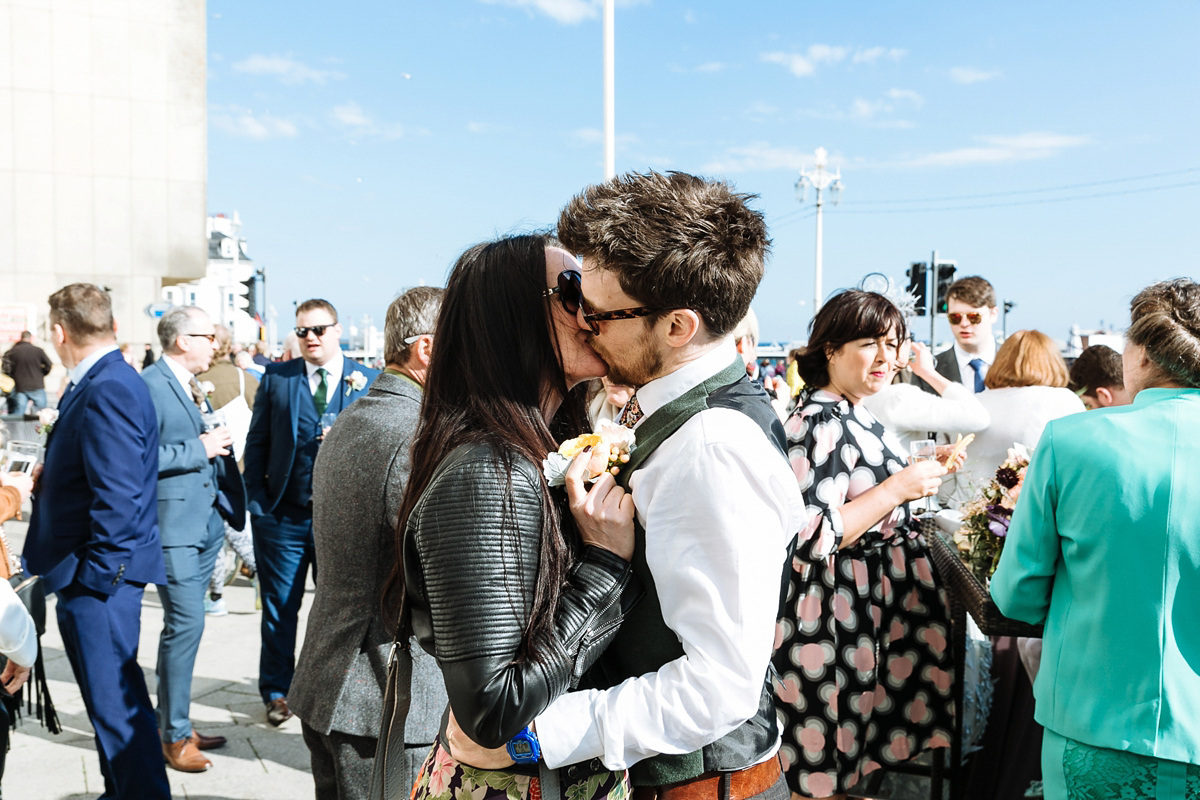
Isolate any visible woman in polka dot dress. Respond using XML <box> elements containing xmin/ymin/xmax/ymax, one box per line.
<box><xmin>774</xmin><ymin>291</ymin><xmax>960</xmax><ymax>800</ymax></box>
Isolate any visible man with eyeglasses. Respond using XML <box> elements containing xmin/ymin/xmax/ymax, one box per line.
<box><xmin>243</xmin><ymin>299</ymin><xmax>379</xmax><ymax>727</ymax></box>
<box><xmin>142</xmin><ymin>305</ymin><xmax>246</xmax><ymax>772</ymax></box>
<box><xmin>916</xmin><ymin>275</ymin><xmax>1000</xmax><ymax>395</ymax></box>
<box><xmin>449</xmin><ymin>172</ymin><xmax>806</xmax><ymax>800</ymax></box>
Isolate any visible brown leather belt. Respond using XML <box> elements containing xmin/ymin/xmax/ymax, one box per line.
<box><xmin>633</xmin><ymin>757</ymin><xmax>783</xmax><ymax>800</ymax></box>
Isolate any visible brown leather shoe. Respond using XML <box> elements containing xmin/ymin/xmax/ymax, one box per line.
<box><xmin>266</xmin><ymin>697</ymin><xmax>293</xmax><ymax>727</ymax></box>
<box><xmin>192</xmin><ymin>730</ymin><xmax>227</xmax><ymax>750</ymax></box>
<box><xmin>163</xmin><ymin>737</ymin><xmax>212</xmax><ymax>772</ymax></box>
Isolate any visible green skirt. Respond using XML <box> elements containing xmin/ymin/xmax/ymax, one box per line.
<box><xmin>1042</xmin><ymin>728</ymin><xmax>1200</xmax><ymax>800</ymax></box>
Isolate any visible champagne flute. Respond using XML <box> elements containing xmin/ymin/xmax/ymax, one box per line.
<box><xmin>319</xmin><ymin>411</ymin><xmax>338</xmax><ymax>441</ymax></box>
<box><xmin>909</xmin><ymin>438</ymin><xmax>938</xmax><ymax>516</ymax></box>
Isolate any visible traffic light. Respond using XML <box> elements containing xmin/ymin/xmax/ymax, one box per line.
<box><xmin>240</xmin><ymin>275</ymin><xmax>257</xmax><ymax>315</ymax></box>
<box><xmin>907</xmin><ymin>263</ymin><xmax>928</xmax><ymax>316</ymax></box>
<box><xmin>934</xmin><ymin>262</ymin><xmax>957</xmax><ymax>314</ymax></box>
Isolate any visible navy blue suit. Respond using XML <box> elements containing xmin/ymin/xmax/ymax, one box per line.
<box><xmin>25</xmin><ymin>348</ymin><xmax>170</xmax><ymax>799</ymax></box>
<box><xmin>142</xmin><ymin>357</ymin><xmax>246</xmax><ymax>743</ymax></box>
<box><xmin>243</xmin><ymin>357</ymin><xmax>377</xmax><ymax>704</ymax></box>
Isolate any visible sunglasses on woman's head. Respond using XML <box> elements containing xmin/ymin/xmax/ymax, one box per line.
<box><xmin>947</xmin><ymin>312</ymin><xmax>984</xmax><ymax>325</ymax></box>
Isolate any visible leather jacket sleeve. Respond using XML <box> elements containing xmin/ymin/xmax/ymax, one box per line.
<box><xmin>404</xmin><ymin>444</ymin><xmax>632</xmax><ymax>749</ymax></box>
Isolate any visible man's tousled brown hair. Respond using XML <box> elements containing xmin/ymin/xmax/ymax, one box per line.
<box><xmin>557</xmin><ymin>171</ymin><xmax>769</xmax><ymax>337</ymax></box>
<box><xmin>49</xmin><ymin>283</ymin><xmax>115</xmax><ymax>343</ymax></box>
<box><xmin>296</xmin><ymin>298</ymin><xmax>338</xmax><ymax>323</ymax></box>
<box><xmin>946</xmin><ymin>275</ymin><xmax>996</xmax><ymax>310</ymax></box>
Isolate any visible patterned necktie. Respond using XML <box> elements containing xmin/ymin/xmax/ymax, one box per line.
<box><xmin>188</xmin><ymin>376</ymin><xmax>207</xmax><ymax>409</ymax></box>
<box><xmin>968</xmin><ymin>358</ymin><xmax>986</xmax><ymax>393</ymax></box>
<box><xmin>314</xmin><ymin>368</ymin><xmax>329</xmax><ymax>414</ymax></box>
<box><xmin>618</xmin><ymin>394</ymin><xmax>644</xmax><ymax>428</ymax></box>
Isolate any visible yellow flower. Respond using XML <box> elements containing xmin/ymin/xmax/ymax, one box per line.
<box><xmin>558</xmin><ymin>434</ymin><xmax>602</xmax><ymax>458</ymax></box>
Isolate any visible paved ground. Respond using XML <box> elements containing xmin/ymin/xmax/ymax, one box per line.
<box><xmin>0</xmin><ymin>415</ymin><xmax>318</xmax><ymax>799</ymax></box>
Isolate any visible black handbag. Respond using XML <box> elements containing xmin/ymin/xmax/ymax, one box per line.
<box><xmin>1</xmin><ymin>570</ymin><xmax>61</xmax><ymax>734</ymax></box>
<box><xmin>369</xmin><ymin>636</ymin><xmax>414</xmax><ymax>800</ymax></box>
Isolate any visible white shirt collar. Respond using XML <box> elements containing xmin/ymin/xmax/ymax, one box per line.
<box><xmin>68</xmin><ymin>344</ymin><xmax>120</xmax><ymax>386</ymax></box>
<box><xmin>162</xmin><ymin>354</ymin><xmax>197</xmax><ymax>394</ymax></box>
<box><xmin>305</xmin><ymin>351</ymin><xmax>345</xmax><ymax>394</ymax></box>
<box><xmin>631</xmin><ymin>341</ymin><xmax>740</xmax><ymax>424</ymax></box>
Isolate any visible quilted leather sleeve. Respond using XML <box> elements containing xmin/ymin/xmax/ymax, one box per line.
<box><xmin>405</xmin><ymin>444</ymin><xmax>631</xmax><ymax>749</ymax></box>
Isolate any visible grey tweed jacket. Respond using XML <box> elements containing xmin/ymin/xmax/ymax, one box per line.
<box><xmin>290</xmin><ymin>372</ymin><xmax>447</xmax><ymax>744</ymax></box>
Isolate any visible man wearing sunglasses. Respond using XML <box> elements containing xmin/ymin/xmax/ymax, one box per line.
<box><xmin>455</xmin><ymin>172</ymin><xmax>806</xmax><ymax>800</ymax></box>
<box><xmin>243</xmin><ymin>298</ymin><xmax>379</xmax><ymax>727</ymax></box>
<box><xmin>916</xmin><ymin>275</ymin><xmax>1000</xmax><ymax>395</ymax></box>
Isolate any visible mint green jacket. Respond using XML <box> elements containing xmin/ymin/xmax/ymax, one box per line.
<box><xmin>991</xmin><ymin>388</ymin><xmax>1200</xmax><ymax>765</ymax></box>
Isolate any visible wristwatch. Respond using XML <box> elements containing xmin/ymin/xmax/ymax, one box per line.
<box><xmin>506</xmin><ymin>726</ymin><xmax>541</xmax><ymax>764</ymax></box>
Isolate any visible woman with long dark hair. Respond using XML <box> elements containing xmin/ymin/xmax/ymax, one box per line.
<box><xmin>774</xmin><ymin>290</ymin><xmax>960</xmax><ymax>800</ymax></box>
<box><xmin>394</xmin><ymin>234</ymin><xmax>635</xmax><ymax>800</ymax></box>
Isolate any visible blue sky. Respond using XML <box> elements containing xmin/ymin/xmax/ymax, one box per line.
<box><xmin>207</xmin><ymin>0</ymin><xmax>1199</xmax><ymax>345</ymax></box>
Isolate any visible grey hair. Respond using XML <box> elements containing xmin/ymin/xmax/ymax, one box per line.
<box><xmin>157</xmin><ymin>306</ymin><xmax>204</xmax><ymax>352</ymax></box>
<box><xmin>384</xmin><ymin>286</ymin><xmax>445</xmax><ymax>366</ymax></box>
<box><xmin>1127</xmin><ymin>278</ymin><xmax>1200</xmax><ymax>389</ymax></box>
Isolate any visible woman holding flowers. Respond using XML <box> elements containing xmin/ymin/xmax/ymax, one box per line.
<box><xmin>992</xmin><ymin>279</ymin><xmax>1200</xmax><ymax>799</ymax></box>
<box><xmin>391</xmin><ymin>234</ymin><xmax>636</xmax><ymax>800</ymax></box>
<box><xmin>774</xmin><ymin>290</ymin><xmax>962</xmax><ymax>800</ymax></box>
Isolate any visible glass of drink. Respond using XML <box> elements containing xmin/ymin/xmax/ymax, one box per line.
<box><xmin>909</xmin><ymin>438</ymin><xmax>938</xmax><ymax>516</ymax></box>
<box><xmin>319</xmin><ymin>411</ymin><xmax>338</xmax><ymax>440</ymax></box>
<box><xmin>201</xmin><ymin>408</ymin><xmax>227</xmax><ymax>432</ymax></box>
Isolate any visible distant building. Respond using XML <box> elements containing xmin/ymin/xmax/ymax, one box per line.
<box><xmin>0</xmin><ymin>0</ymin><xmax>207</xmax><ymax>350</ymax></box>
<box><xmin>163</xmin><ymin>213</ymin><xmax>261</xmax><ymax>343</ymax></box>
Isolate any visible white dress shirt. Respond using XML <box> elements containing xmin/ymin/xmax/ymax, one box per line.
<box><xmin>536</xmin><ymin>343</ymin><xmax>808</xmax><ymax>771</ymax></box>
<box><xmin>951</xmin><ymin>337</ymin><xmax>996</xmax><ymax>391</ymax></box>
<box><xmin>162</xmin><ymin>354</ymin><xmax>204</xmax><ymax>407</ymax></box>
<box><xmin>305</xmin><ymin>352</ymin><xmax>344</xmax><ymax>398</ymax></box>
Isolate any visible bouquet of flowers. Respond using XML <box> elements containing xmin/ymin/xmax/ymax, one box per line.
<box><xmin>543</xmin><ymin>420</ymin><xmax>635</xmax><ymax>487</ymax></box>
<box><xmin>954</xmin><ymin>443</ymin><xmax>1031</xmax><ymax>584</ymax></box>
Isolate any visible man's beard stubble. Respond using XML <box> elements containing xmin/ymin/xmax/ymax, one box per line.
<box><xmin>591</xmin><ymin>330</ymin><xmax>665</xmax><ymax>389</ymax></box>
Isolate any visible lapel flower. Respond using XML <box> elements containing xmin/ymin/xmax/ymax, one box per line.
<box><xmin>344</xmin><ymin>370</ymin><xmax>367</xmax><ymax>396</ymax></box>
<box><xmin>199</xmin><ymin>380</ymin><xmax>216</xmax><ymax>398</ymax></box>
<box><xmin>36</xmin><ymin>407</ymin><xmax>59</xmax><ymax>438</ymax></box>
<box><xmin>543</xmin><ymin>419</ymin><xmax>636</xmax><ymax>487</ymax></box>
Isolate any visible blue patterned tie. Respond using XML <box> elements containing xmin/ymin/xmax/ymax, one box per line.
<box><xmin>969</xmin><ymin>358</ymin><xmax>986</xmax><ymax>393</ymax></box>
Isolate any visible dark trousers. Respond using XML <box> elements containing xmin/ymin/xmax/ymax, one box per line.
<box><xmin>302</xmin><ymin>720</ymin><xmax>379</xmax><ymax>800</ymax></box>
<box><xmin>156</xmin><ymin>511</ymin><xmax>224</xmax><ymax>742</ymax></box>
<box><xmin>56</xmin><ymin>581</ymin><xmax>171</xmax><ymax>800</ymax></box>
<box><xmin>252</xmin><ymin>510</ymin><xmax>316</xmax><ymax>703</ymax></box>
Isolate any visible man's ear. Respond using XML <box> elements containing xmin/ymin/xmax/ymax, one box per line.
<box><xmin>663</xmin><ymin>309</ymin><xmax>702</xmax><ymax>349</ymax></box>
<box><xmin>1095</xmin><ymin>386</ymin><xmax>1114</xmax><ymax>407</ymax></box>
<box><xmin>988</xmin><ymin>306</ymin><xmax>1000</xmax><ymax>323</ymax></box>
<box><xmin>415</xmin><ymin>334</ymin><xmax>433</xmax><ymax>368</ymax></box>
<box><xmin>52</xmin><ymin>323</ymin><xmax>66</xmax><ymax>346</ymax></box>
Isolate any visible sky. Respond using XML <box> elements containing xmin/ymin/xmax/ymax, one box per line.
<box><xmin>206</xmin><ymin>0</ymin><xmax>1200</xmax><ymax>346</ymax></box>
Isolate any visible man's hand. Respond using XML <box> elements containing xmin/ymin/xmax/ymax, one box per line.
<box><xmin>0</xmin><ymin>472</ymin><xmax>34</xmax><ymax>505</ymax></box>
<box><xmin>444</xmin><ymin>709</ymin><xmax>516</xmax><ymax>770</ymax></box>
<box><xmin>0</xmin><ymin>660</ymin><xmax>30</xmax><ymax>695</ymax></box>
<box><xmin>199</xmin><ymin>426</ymin><xmax>233</xmax><ymax>459</ymax></box>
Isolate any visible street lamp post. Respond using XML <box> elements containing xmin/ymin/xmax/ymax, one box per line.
<box><xmin>795</xmin><ymin>147</ymin><xmax>843</xmax><ymax>314</ymax></box>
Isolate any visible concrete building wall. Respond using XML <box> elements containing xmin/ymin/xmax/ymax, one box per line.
<box><xmin>0</xmin><ymin>0</ymin><xmax>207</xmax><ymax>350</ymax></box>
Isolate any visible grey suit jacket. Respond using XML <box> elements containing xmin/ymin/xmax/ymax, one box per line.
<box><xmin>290</xmin><ymin>372</ymin><xmax>447</xmax><ymax>743</ymax></box>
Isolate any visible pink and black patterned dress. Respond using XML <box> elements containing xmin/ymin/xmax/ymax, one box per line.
<box><xmin>774</xmin><ymin>388</ymin><xmax>954</xmax><ymax>798</ymax></box>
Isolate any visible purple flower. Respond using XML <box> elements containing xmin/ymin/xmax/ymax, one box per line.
<box><xmin>988</xmin><ymin>518</ymin><xmax>1009</xmax><ymax>538</ymax></box>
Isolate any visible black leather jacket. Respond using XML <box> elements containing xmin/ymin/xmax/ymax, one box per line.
<box><xmin>403</xmin><ymin>442</ymin><xmax>633</xmax><ymax>749</ymax></box>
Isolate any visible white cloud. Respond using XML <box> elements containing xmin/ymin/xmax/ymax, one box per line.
<box><xmin>694</xmin><ymin>61</ymin><xmax>725</xmax><ymax>73</ymax></box>
<box><xmin>478</xmin><ymin>0</ymin><xmax>643</xmax><ymax>25</ymax></box>
<box><xmin>332</xmin><ymin>102</ymin><xmax>405</xmax><ymax>140</ymax></box>
<box><xmin>949</xmin><ymin>67</ymin><xmax>1001</xmax><ymax>85</ymax></box>
<box><xmin>850</xmin><ymin>89</ymin><xmax>922</xmax><ymax>120</ymax></box>
<box><xmin>761</xmin><ymin>44</ymin><xmax>847</xmax><ymax>77</ymax></box>
<box><xmin>853</xmin><ymin>46</ymin><xmax>907</xmax><ymax>65</ymax></box>
<box><xmin>232</xmin><ymin>54</ymin><xmax>345</xmax><ymax>85</ymax></box>
<box><xmin>467</xmin><ymin>121</ymin><xmax>509</xmax><ymax>134</ymax></box>
<box><xmin>904</xmin><ymin>132</ymin><xmax>1089</xmax><ymax>167</ymax></box>
<box><xmin>702</xmin><ymin>142</ymin><xmax>836</xmax><ymax>174</ymax></box>
<box><xmin>211</xmin><ymin>107</ymin><xmax>298</xmax><ymax>140</ymax></box>
<box><xmin>887</xmin><ymin>88</ymin><xmax>923</xmax><ymax>106</ymax></box>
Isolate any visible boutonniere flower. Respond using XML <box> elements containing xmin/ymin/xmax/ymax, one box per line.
<box><xmin>36</xmin><ymin>407</ymin><xmax>59</xmax><ymax>439</ymax></box>
<box><xmin>344</xmin><ymin>370</ymin><xmax>367</xmax><ymax>396</ymax></box>
<box><xmin>199</xmin><ymin>380</ymin><xmax>216</xmax><ymax>399</ymax></box>
<box><xmin>543</xmin><ymin>420</ymin><xmax>636</xmax><ymax>487</ymax></box>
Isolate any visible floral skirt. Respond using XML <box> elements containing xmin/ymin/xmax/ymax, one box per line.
<box><xmin>411</xmin><ymin>740</ymin><xmax>631</xmax><ymax>800</ymax></box>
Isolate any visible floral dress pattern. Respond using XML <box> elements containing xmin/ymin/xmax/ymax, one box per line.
<box><xmin>411</xmin><ymin>742</ymin><xmax>631</xmax><ymax>800</ymax></box>
<box><xmin>773</xmin><ymin>388</ymin><xmax>954</xmax><ymax>798</ymax></box>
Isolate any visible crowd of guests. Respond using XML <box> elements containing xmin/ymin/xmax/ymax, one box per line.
<box><xmin>1</xmin><ymin>169</ymin><xmax>1197</xmax><ymax>800</ymax></box>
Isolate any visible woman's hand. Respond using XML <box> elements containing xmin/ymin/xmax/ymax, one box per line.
<box><xmin>884</xmin><ymin>460</ymin><xmax>947</xmax><ymax>504</ymax></box>
<box><xmin>0</xmin><ymin>471</ymin><xmax>33</xmax><ymax>505</ymax></box>
<box><xmin>444</xmin><ymin>709</ymin><xmax>516</xmax><ymax>769</ymax></box>
<box><xmin>565</xmin><ymin>448</ymin><xmax>636</xmax><ymax>561</ymax></box>
<box><xmin>0</xmin><ymin>660</ymin><xmax>30</xmax><ymax>695</ymax></box>
<box><xmin>907</xmin><ymin>340</ymin><xmax>937</xmax><ymax>378</ymax></box>
<box><xmin>935</xmin><ymin>443</ymin><xmax>968</xmax><ymax>474</ymax></box>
